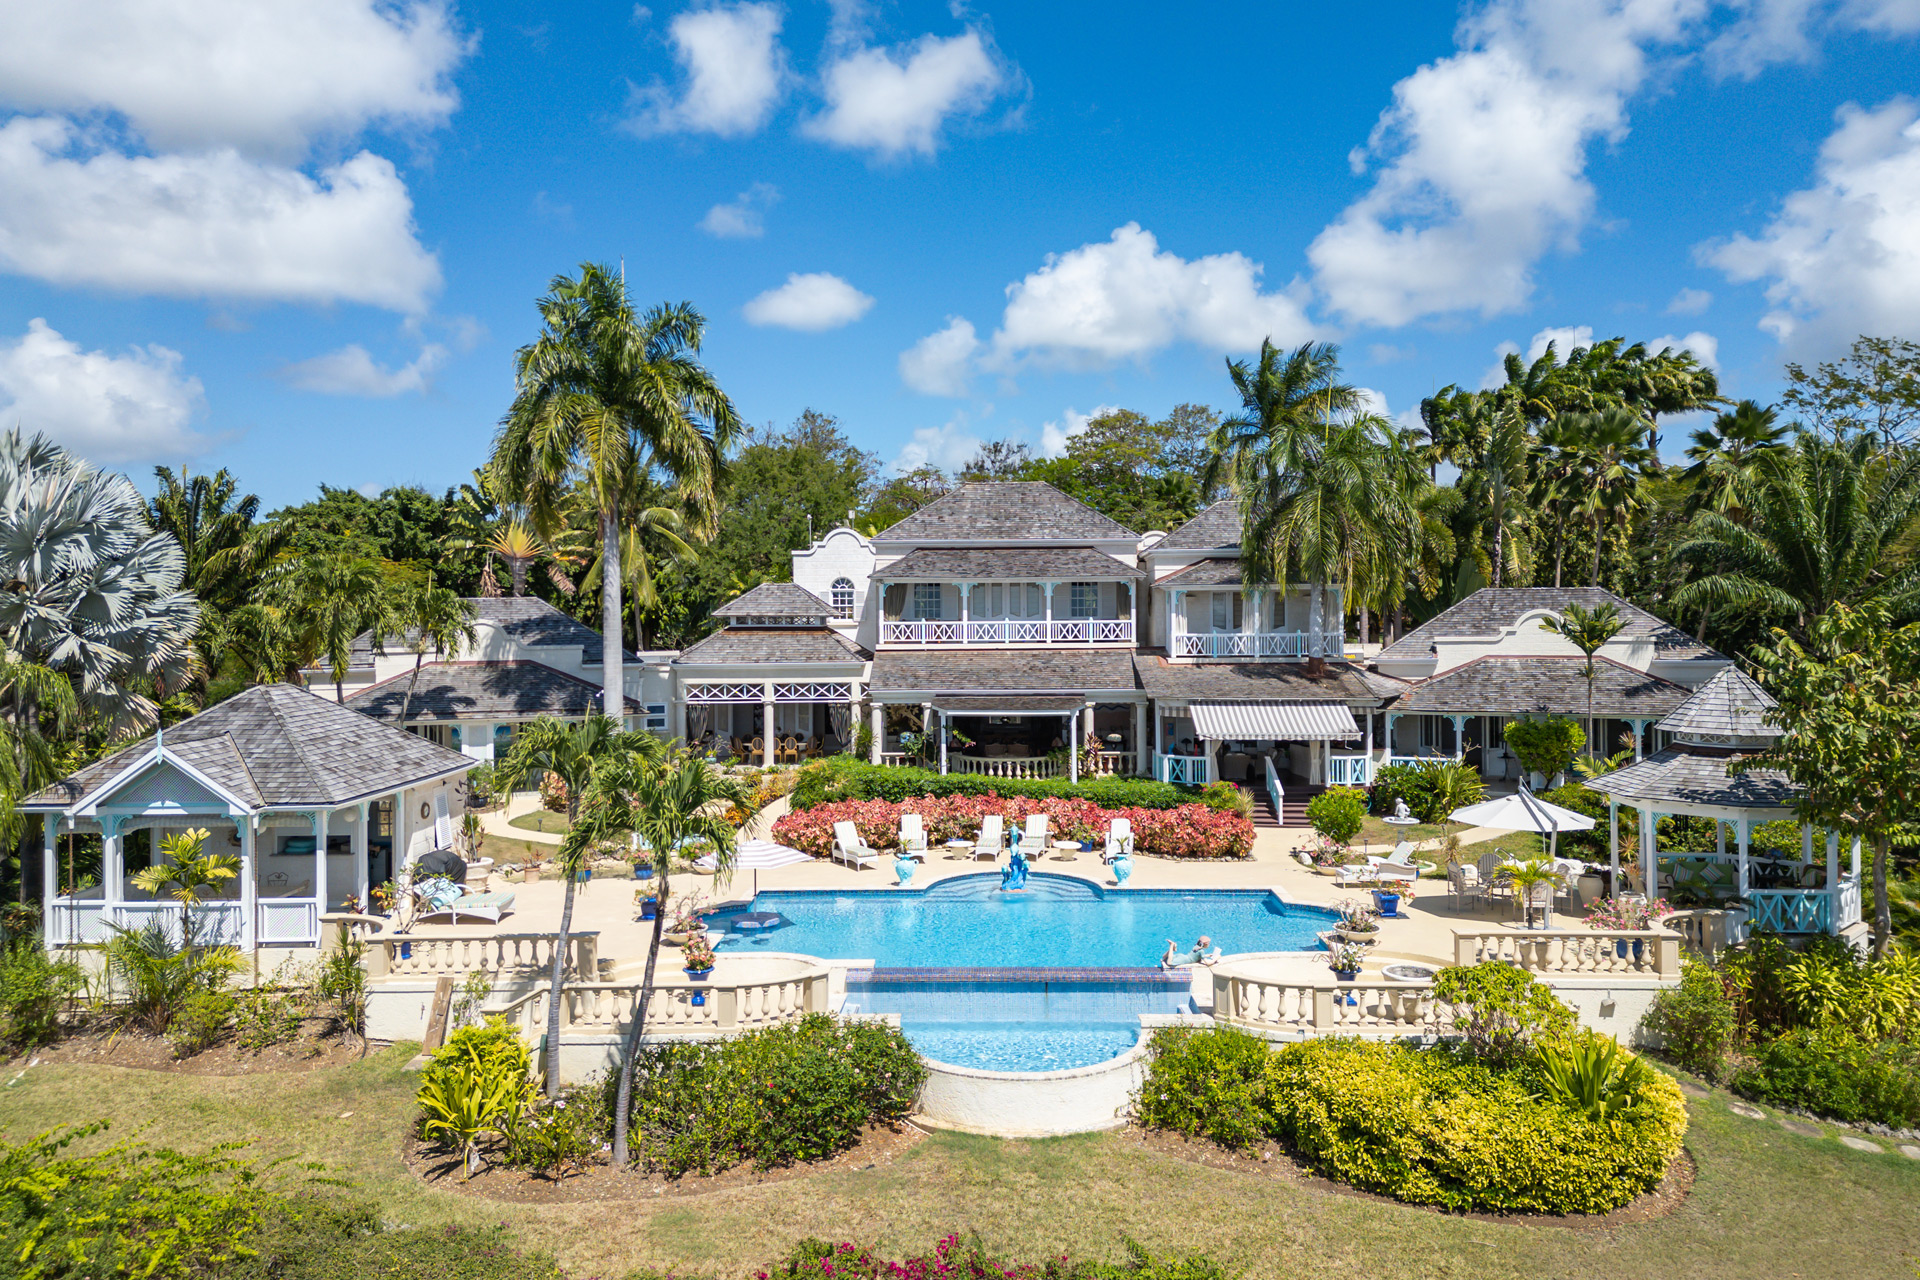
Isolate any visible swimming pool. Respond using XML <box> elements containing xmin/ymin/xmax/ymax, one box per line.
<box><xmin>708</xmin><ymin>873</ymin><xmax>1334</xmax><ymax>969</ymax></box>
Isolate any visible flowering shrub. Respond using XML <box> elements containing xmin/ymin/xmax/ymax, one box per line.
<box><xmin>757</xmin><ymin>1234</ymin><xmax>1238</xmax><ymax>1279</ymax></box>
<box><xmin>538</xmin><ymin>770</ymin><xmax>569</xmax><ymax>813</ymax></box>
<box><xmin>1584</xmin><ymin>896</ymin><xmax>1672</xmax><ymax>930</ymax></box>
<box><xmin>1303</xmin><ymin>834</ymin><xmax>1356</xmax><ymax>868</ymax></box>
<box><xmin>771</xmin><ymin>793</ymin><xmax>1253</xmax><ymax>861</ymax></box>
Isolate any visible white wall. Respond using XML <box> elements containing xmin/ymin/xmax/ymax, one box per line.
<box><xmin>791</xmin><ymin>527</ymin><xmax>876</xmax><ymax>643</ymax></box>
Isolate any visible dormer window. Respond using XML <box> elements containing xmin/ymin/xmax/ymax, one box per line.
<box><xmin>830</xmin><ymin>577</ymin><xmax>855</xmax><ymax>618</ymax></box>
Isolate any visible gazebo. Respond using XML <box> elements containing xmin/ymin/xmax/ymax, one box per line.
<box><xmin>26</xmin><ymin>683</ymin><xmax>474</xmax><ymax>952</ymax></box>
<box><xmin>1583</xmin><ymin>666</ymin><xmax>1863</xmax><ymax>938</ymax></box>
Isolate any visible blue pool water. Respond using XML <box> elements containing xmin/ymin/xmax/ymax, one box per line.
<box><xmin>903</xmin><ymin>1022</ymin><xmax>1143</xmax><ymax>1072</ymax></box>
<box><xmin>708</xmin><ymin>873</ymin><xmax>1333</xmax><ymax>969</ymax></box>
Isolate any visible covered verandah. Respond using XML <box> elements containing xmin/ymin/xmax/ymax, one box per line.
<box><xmin>1151</xmin><ymin>699</ymin><xmax>1362</xmax><ymax>795</ymax></box>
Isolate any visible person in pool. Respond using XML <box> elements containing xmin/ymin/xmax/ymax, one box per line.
<box><xmin>1160</xmin><ymin>936</ymin><xmax>1223</xmax><ymax>967</ymax></box>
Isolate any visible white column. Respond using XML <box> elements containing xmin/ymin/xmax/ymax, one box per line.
<box><xmin>1043</xmin><ymin>581</ymin><xmax>1055</xmax><ymax>639</ymax></box>
<box><xmin>1363</xmin><ymin>711</ymin><xmax>1375</xmax><ymax>783</ymax></box>
<box><xmin>312</xmin><ymin>809</ymin><xmax>328</xmax><ymax>918</ymax></box>
<box><xmin>761</xmin><ymin>681</ymin><xmax>776</xmax><ymax>768</ymax></box>
<box><xmin>1716</xmin><ymin>820</ymin><xmax>1725</xmax><ymax>860</ymax></box>
<box><xmin>958</xmin><ymin>582</ymin><xmax>971</xmax><ymax>641</ymax></box>
<box><xmin>240</xmin><ymin>816</ymin><xmax>257</xmax><ymax>951</ymax></box>
<box><xmin>1129</xmin><ymin>582</ymin><xmax>1139</xmax><ymax>644</ymax></box>
<box><xmin>40</xmin><ymin>813</ymin><xmax>57</xmax><ymax>929</ymax></box>
<box><xmin>1153</xmin><ymin>702</ymin><xmax>1164</xmax><ymax>758</ymax></box>
<box><xmin>1850</xmin><ymin>835</ymin><xmax>1862</xmax><ymax>882</ymax></box>
<box><xmin>1827</xmin><ymin>830</ymin><xmax>1842</xmax><ymax>935</ymax></box>
<box><xmin>869</xmin><ymin>703</ymin><xmax>884</xmax><ymax>764</ymax></box>
<box><xmin>1131</xmin><ymin>701</ymin><xmax>1146</xmax><ymax>775</ymax></box>
<box><xmin>938</xmin><ymin>710</ymin><xmax>949</xmax><ymax>775</ymax></box>
<box><xmin>1451</xmin><ymin>715</ymin><xmax>1468</xmax><ymax>763</ymax></box>
<box><xmin>103</xmin><ymin>816</ymin><xmax>122</xmax><ymax>917</ymax></box>
<box><xmin>1242</xmin><ymin>588</ymin><xmax>1258</xmax><ymax>653</ymax></box>
<box><xmin>846</xmin><ymin>684</ymin><xmax>862</xmax><ymax>757</ymax></box>
<box><xmin>1385</xmin><ymin>712</ymin><xmax>1398</xmax><ymax>759</ymax></box>
<box><xmin>1171</xmin><ymin>589</ymin><xmax>1184</xmax><ymax>652</ymax></box>
<box><xmin>1735</xmin><ymin>816</ymin><xmax>1750</xmax><ymax>899</ymax></box>
<box><xmin>672</xmin><ymin>696</ymin><xmax>688</xmax><ymax>745</ymax></box>
<box><xmin>1068</xmin><ymin>713</ymin><xmax>1079</xmax><ymax>784</ymax></box>
<box><xmin>1608</xmin><ymin>800</ymin><xmax>1619</xmax><ymax>886</ymax></box>
<box><xmin>353</xmin><ymin>802</ymin><xmax>370</xmax><ymax>911</ymax></box>
<box><xmin>1639</xmin><ymin>807</ymin><xmax>1655</xmax><ymax>897</ymax></box>
<box><xmin>1801</xmin><ymin>822</ymin><xmax>1813</xmax><ymax>869</ymax></box>
<box><xmin>1307</xmin><ymin>582</ymin><xmax>1322</xmax><ymax>660</ymax></box>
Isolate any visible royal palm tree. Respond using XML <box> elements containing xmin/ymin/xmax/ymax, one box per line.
<box><xmin>494</xmin><ymin>714</ymin><xmax>664</xmax><ymax>1096</ymax></box>
<box><xmin>378</xmin><ymin>572</ymin><xmax>478</xmax><ymax>728</ymax></box>
<box><xmin>1681</xmin><ymin>400</ymin><xmax>1790</xmax><ymax>519</ymax></box>
<box><xmin>1560</xmin><ymin>408</ymin><xmax>1658</xmax><ymax>586</ymax></box>
<box><xmin>492</xmin><ymin>265</ymin><xmax>738</xmax><ymax>714</ymax></box>
<box><xmin>1539</xmin><ymin>602</ymin><xmax>1624</xmax><ymax>747</ymax></box>
<box><xmin>1673</xmin><ymin>433</ymin><xmax>1920</xmax><ymax>637</ymax></box>
<box><xmin>580</xmin><ymin>750</ymin><xmax>747</xmax><ymax>1167</ymax></box>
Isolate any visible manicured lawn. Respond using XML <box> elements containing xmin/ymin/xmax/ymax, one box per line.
<box><xmin>509</xmin><ymin>810</ymin><xmax>571</xmax><ymax>835</ymax></box>
<box><xmin>2</xmin><ymin>1047</ymin><xmax>1915</xmax><ymax>1278</ymax></box>
<box><xmin>1357</xmin><ymin>816</ymin><xmax>1461</xmax><ymax>846</ymax></box>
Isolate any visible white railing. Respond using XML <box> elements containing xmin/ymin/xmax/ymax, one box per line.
<box><xmin>1326</xmin><ymin>753</ymin><xmax>1371</xmax><ymax>787</ymax></box>
<box><xmin>1154</xmin><ymin>752</ymin><xmax>1211</xmax><ymax>786</ymax></box>
<box><xmin>1836</xmin><ymin>875</ymin><xmax>1863</xmax><ymax>930</ymax></box>
<box><xmin>256</xmin><ymin>897</ymin><xmax>319</xmax><ymax>944</ymax></box>
<box><xmin>1213</xmin><ymin>969</ymin><xmax>1437</xmax><ymax>1035</ymax></box>
<box><xmin>952</xmin><ymin>754</ymin><xmax>1062</xmax><ymax>780</ymax></box>
<box><xmin>880</xmin><ymin>618</ymin><xmax>1134</xmax><ymax>646</ymax></box>
<box><xmin>1085</xmin><ymin>750</ymin><xmax>1138</xmax><ymax>778</ymax></box>
<box><xmin>1264</xmin><ymin>756</ymin><xmax>1284</xmax><ymax>822</ymax></box>
<box><xmin>370</xmin><ymin>931</ymin><xmax>599</xmax><ymax>979</ymax></box>
<box><xmin>877</xmin><ymin>752</ymin><xmax>915</xmax><ymax>768</ymax></box>
<box><xmin>498</xmin><ymin>966</ymin><xmax>829</xmax><ymax>1040</ymax></box>
<box><xmin>1385</xmin><ymin>751</ymin><xmax>1450</xmax><ymax>768</ymax></box>
<box><xmin>1660</xmin><ymin>909</ymin><xmax>1748</xmax><ymax>958</ymax></box>
<box><xmin>45</xmin><ymin>899</ymin><xmax>246</xmax><ymax>947</ymax></box>
<box><xmin>1172</xmin><ymin>630</ymin><xmax>1340</xmax><ymax>659</ymax></box>
<box><xmin>1454</xmin><ymin>929</ymin><xmax>1681</xmax><ymax>977</ymax></box>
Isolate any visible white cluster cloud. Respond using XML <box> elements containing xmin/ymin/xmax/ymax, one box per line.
<box><xmin>0</xmin><ymin>319</ymin><xmax>207</xmax><ymax>461</ymax></box>
<box><xmin>627</xmin><ymin>2</ymin><xmax>787</xmax><ymax>138</ymax></box>
<box><xmin>1707</xmin><ymin>0</ymin><xmax>1920</xmax><ymax>77</ymax></box>
<box><xmin>699</xmin><ymin>181</ymin><xmax>779</xmax><ymax>237</ymax></box>
<box><xmin>1309</xmin><ymin>0</ymin><xmax>1707</xmax><ymax>327</ymax></box>
<box><xmin>1039</xmin><ymin>404</ymin><xmax>1118</xmax><ymax>458</ymax></box>
<box><xmin>1704</xmin><ymin>97</ymin><xmax>1920</xmax><ymax>348</ymax></box>
<box><xmin>277</xmin><ymin>342</ymin><xmax>447</xmax><ymax>396</ymax></box>
<box><xmin>890</xmin><ymin>416</ymin><xmax>986</xmax><ymax>473</ymax></box>
<box><xmin>742</xmin><ymin>272</ymin><xmax>875</xmax><ymax>331</ymax></box>
<box><xmin>802</xmin><ymin>30</ymin><xmax>1005</xmax><ymax>158</ymax></box>
<box><xmin>0</xmin><ymin>0</ymin><xmax>467</xmax><ymax>159</ymax></box>
<box><xmin>0</xmin><ymin>118</ymin><xmax>441</xmax><ymax>311</ymax></box>
<box><xmin>898</xmin><ymin>317</ymin><xmax>980</xmax><ymax>396</ymax></box>
<box><xmin>1666</xmin><ymin>286</ymin><xmax>1713</xmax><ymax>315</ymax></box>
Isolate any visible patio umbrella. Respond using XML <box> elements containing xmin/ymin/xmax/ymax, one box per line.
<box><xmin>717</xmin><ymin>839</ymin><xmax>812</xmax><ymax>897</ymax></box>
<box><xmin>1447</xmin><ymin>787</ymin><xmax>1595</xmax><ymax>859</ymax></box>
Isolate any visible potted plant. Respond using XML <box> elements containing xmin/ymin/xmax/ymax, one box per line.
<box><xmin>1334</xmin><ymin>898</ymin><xmax>1381</xmax><ymax>943</ymax></box>
<box><xmin>682</xmin><ymin>930</ymin><xmax>716</xmax><ymax>981</ymax></box>
<box><xmin>1327</xmin><ymin>942</ymin><xmax>1366</xmax><ymax>981</ymax></box>
<box><xmin>894</xmin><ymin>846</ymin><xmax>917</xmax><ymax>886</ymax></box>
<box><xmin>1584</xmin><ymin>895</ymin><xmax>1673</xmax><ymax>958</ymax></box>
<box><xmin>1372</xmin><ymin>885</ymin><xmax>1404</xmax><ymax>917</ymax></box>
<box><xmin>636</xmin><ymin>885</ymin><xmax>659</xmax><ymax>921</ymax></box>
<box><xmin>1504</xmin><ymin>858</ymin><xmax>1562</xmax><ymax>928</ymax></box>
<box><xmin>1305</xmin><ymin>833</ymin><xmax>1355</xmax><ymax>875</ymax></box>
<box><xmin>661</xmin><ymin>895</ymin><xmax>704</xmax><ymax>946</ymax></box>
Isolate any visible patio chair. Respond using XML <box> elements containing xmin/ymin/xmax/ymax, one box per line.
<box><xmin>830</xmin><ymin>821</ymin><xmax>880</xmax><ymax>870</ymax></box>
<box><xmin>898</xmin><ymin>813</ymin><xmax>928</xmax><ymax>861</ymax></box>
<box><xmin>1447</xmin><ymin>861</ymin><xmax>1488</xmax><ymax>912</ymax></box>
<box><xmin>972</xmin><ymin>815</ymin><xmax>1004</xmax><ymax>861</ymax></box>
<box><xmin>1103</xmin><ymin>817</ymin><xmax>1133</xmax><ymax>864</ymax></box>
<box><xmin>1018</xmin><ymin>813</ymin><xmax>1049</xmax><ymax>856</ymax></box>
<box><xmin>1365</xmin><ymin>842</ymin><xmax>1421</xmax><ymax>884</ymax></box>
<box><xmin>1477</xmin><ymin>850</ymin><xmax>1515</xmax><ymax>903</ymax></box>
<box><xmin>414</xmin><ymin>878</ymin><xmax>518</xmax><ymax>925</ymax></box>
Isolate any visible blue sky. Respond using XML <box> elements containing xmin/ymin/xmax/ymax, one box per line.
<box><xmin>0</xmin><ymin>1</ymin><xmax>1917</xmax><ymax>507</ymax></box>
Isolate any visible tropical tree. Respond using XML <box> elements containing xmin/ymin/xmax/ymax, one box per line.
<box><xmin>129</xmin><ymin>827</ymin><xmax>239</xmax><ymax>953</ymax></box>
<box><xmin>578</xmin><ymin>750</ymin><xmax>748</xmax><ymax>1167</ymax></box>
<box><xmin>0</xmin><ymin>431</ymin><xmax>200</xmax><ymax>730</ymax></box>
<box><xmin>1538</xmin><ymin>603</ymin><xmax>1624</xmax><ymax>746</ymax></box>
<box><xmin>1450</xmin><ymin>393</ymin><xmax>1534</xmax><ymax>589</ymax></box>
<box><xmin>492</xmin><ymin>264</ymin><xmax>738</xmax><ymax>714</ymax></box>
<box><xmin>263</xmin><ymin>551</ymin><xmax>392</xmax><ymax>702</ymax></box>
<box><xmin>1745</xmin><ymin>603</ymin><xmax>1920</xmax><ymax>956</ymax></box>
<box><xmin>1680</xmin><ymin>400</ymin><xmax>1790</xmax><ymax>519</ymax></box>
<box><xmin>1782</xmin><ymin>335</ymin><xmax>1920</xmax><ymax>448</ymax></box>
<box><xmin>1672</xmin><ymin>433</ymin><xmax>1920</xmax><ymax>637</ymax></box>
<box><xmin>378</xmin><ymin>573</ymin><xmax>478</xmax><ymax>728</ymax></box>
<box><xmin>494</xmin><ymin>714</ymin><xmax>664</xmax><ymax>1095</ymax></box>
<box><xmin>148</xmin><ymin>467</ymin><xmax>284</xmax><ymax>683</ymax></box>
<box><xmin>1559</xmin><ymin>408</ymin><xmax>1658</xmax><ymax>586</ymax></box>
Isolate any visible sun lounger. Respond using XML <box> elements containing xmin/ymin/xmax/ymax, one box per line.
<box><xmin>1103</xmin><ymin>817</ymin><xmax>1133</xmax><ymax>864</ymax></box>
<box><xmin>831</xmin><ymin>821</ymin><xmax>880</xmax><ymax>870</ymax></box>
<box><xmin>898</xmin><ymin>814</ymin><xmax>928</xmax><ymax>862</ymax></box>
<box><xmin>414</xmin><ymin>877</ymin><xmax>517</xmax><ymax>924</ymax></box>
<box><xmin>972</xmin><ymin>815</ymin><xmax>1004</xmax><ymax>861</ymax></box>
<box><xmin>1017</xmin><ymin>813</ymin><xmax>1048</xmax><ymax>855</ymax></box>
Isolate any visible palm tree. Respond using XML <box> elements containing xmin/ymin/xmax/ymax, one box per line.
<box><xmin>1350</xmin><ymin>426</ymin><xmax>1452</xmax><ymax>645</ymax></box>
<box><xmin>1440</xmin><ymin>393</ymin><xmax>1533</xmax><ymax>589</ymax></box>
<box><xmin>494</xmin><ymin>714</ymin><xmax>664</xmax><ymax>1096</ymax></box>
<box><xmin>576</xmin><ymin>750</ymin><xmax>747</xmax><ymax>1167</ymax></box>
<box><xmin>0</xmin><ymin>431</ymin><xmax>200</xmax><ymax>730</ymax></box>
<box><xmin>378</xmin><ymin>572</ymin><xmax>478</xmax><ymax>728</ymax></box>
<box><xmin>1538</xmin><ymin>602</ymin><xmax>1623</xmax><ymax>747</ymax></box>
<box><xmin>129</xmin><ymin>827</ymin><xmax>239</xmax><ymax>953</ymax></box>
<box><xmin>492</xmin><ymin>264</ymin><xmax>738</xmax><ymax>716</ymax></box>
<box><xmin>1559</xmin><ymin>408</ymin><xmax>1657</xmax><ymax>586</ymax></box>
<box><xmin>264</xmin><ymin>551</ymin><xmax>392</xmax><ymax>702</ymax></box>
<box><xmin>1681</xmin><ymin>400</ymin><xmax>1789</xmax><ymax>519</ymax></box>
<box><xmin>1672</xmin><ymin>433</ymin><xmax>1920</xmax><ymax>637</ymax></box>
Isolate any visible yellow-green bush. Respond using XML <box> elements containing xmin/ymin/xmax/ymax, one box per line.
<box><xmin>1261</xmin><ymin>1038</ymin><xmax>1686</xmax><ymax>1214</ymax></box>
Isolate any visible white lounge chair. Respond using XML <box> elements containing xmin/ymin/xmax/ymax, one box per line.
<box><xmin>1017</xmin><ymin>813</ymin><xmax>1049</xmax><ymax>856</ymax></box>
<box><xmin>898</xmin><ymin>813</ymin><xmax>928</xmax><ymax>862</ymax></box>
<box><xmin>1103</xmin><ymin>817</ymin><xmax>1133</xmax><ymax>864</ymax></box>
<box><xmin>972</xmin><ymin>815</ymin><xmax>1004</xmax><ymax>861</ymax></box>
<box><xmin>1365</xmin><ymin>841</ymin><xmax>1421</xmax><ymax>883</ymax></box>
<box><xmin>831</xmin><ymin>821</ymin><xmax>880</xmax><ymax>870</ymax></box>
<box><xmin>414</xmin><ymin>878</ymin><xmax>517</xmax><ymax>924</ymax></box>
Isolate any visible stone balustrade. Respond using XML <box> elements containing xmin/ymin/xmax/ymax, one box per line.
<box><xmin>1453</xmin><ymin>928</ymin><xmax>1681</xmax><ymax>977</ymax></box>
<box><xmin>498</xmin><ymin>962</ymin><xmax>830</xmax><ymax>1042</ymax></box>
<box><xmin>365</xmin><ymin>930</ymin><xmax>600</xmax><ymax>980</ymax></box>
<box><xmin>1211</xmin><ymin>969</ymin><xmax>1438</xmax><ymax>1035</ymax></box>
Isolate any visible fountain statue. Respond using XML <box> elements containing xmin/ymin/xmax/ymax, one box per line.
<box><xmin>1384</xmin><ymin>797</ymin><xmax>1418</xmax><ymax>827</ymax></box>
<box><xmin>1000</xmin><ymin>846</ymin><xmax>1029</xmax><ymax>892</ymax></box>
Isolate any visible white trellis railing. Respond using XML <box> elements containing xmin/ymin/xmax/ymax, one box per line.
<box><xmin>879</xmin><ymin>619</ymin><xmax>1134</xmax><ymax>646</ymax></box>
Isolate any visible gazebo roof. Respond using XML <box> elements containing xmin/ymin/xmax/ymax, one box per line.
<box><xmin>1583</xmin><ymin>746</ymin><xmax>1802</xmax><ymax>814</ymax></box>
<box><xmin>1656</xmin><ymin>665</ymin><xmax>1779</xmax><ymax>738</ymax></box>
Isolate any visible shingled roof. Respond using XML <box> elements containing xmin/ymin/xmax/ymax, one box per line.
<box><xmin>1156</xmin><ymin>558</ymin><xmax>1250</xmax><ymax>587</ymax></box>
<box><xmin>1132</xmin><ymin>652</ymin><xmax>1375</xmax><ymax>704</ymax></box>
<box><xmin>875</xmin><ymin>482</ymin><xmax>1138</xmax><ymax>542</ymax></box>
<box><xmin>24</xmin><ymin>683</ymin><xmax>472</xmax><ymax>812</ymax></box>
<box><xmin>869</xmin><ymin>648</ymin><xmax>1138</xmax><ymax>695</ymax></box>
<box><xmin>1388</xmin><ymin>655</ymin><xmax>1692</xmax><ymax>718</ymax></box>
<box><xmin>676</xmin><ymin>628</ymin><xmax>868</xmax><ymax>664</ymax></box>
<box><xmin>345</xmin><ymin>661</ymin><xmax>640</xmax><ymax>722</ymax></box>
<box><xmin>1657</xmin><ymin>665</ymin><xmax>1779</xmax><ymax>738</ymax></box>
<box><xmin>1374</xmin><ymin>588</ymin><xmax>1720</xmax><ymax>663</ymax></box>
<box><xmin>1153</xmin><ymin>501</ymin><xmax>1241</xmax><ymax>551</ymax></box>
<box><xmin>875</xmin><ymin>546</ymin><xmax>1144</xmax><ymax>582</ymax></box>
<box><xmin>1585</xmin><ymin>748</ymin><xmax>1802</xmax><ymax>812</ymax></box>
<box><xmin>711</xmin><ymin>582</ymin><xmax>834</xmax><ymax>619</ymax></box>
<box><xmin>336</xmin><ymin>596</ymin><xmax>639</xmax><ymax>669</ymax></box>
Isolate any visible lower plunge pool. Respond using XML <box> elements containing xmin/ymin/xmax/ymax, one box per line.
<box><xmin>707</xmin><ymin>874</ymin><xmax>1335</xmax><ymax>1073</ymax></box>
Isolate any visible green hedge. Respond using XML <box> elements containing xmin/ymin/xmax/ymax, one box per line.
<box><xmin>789</xmin><ymin>755</ymin><xmax>1197</xmax><ymax>811</ymax></box>
<box><xmin>1731</xmin><ymin>1030</ymin><xmax>1920</xmax><ymax>1127</ymax></box>
<box><xmin>1136</xmin><ymin>1028</ymin><xmax>1687</xmax><ymax>1215</ymax></box>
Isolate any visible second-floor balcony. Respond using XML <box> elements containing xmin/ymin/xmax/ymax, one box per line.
<box><xmin>1172</xmin><ymin>629</ymin><xmax>1340</xmax><ymax>659</ymax></box>
<box><xmin>881</xmin><ymin>616</ymin><xmax>1135</xmax><ymax>646</ymax></box>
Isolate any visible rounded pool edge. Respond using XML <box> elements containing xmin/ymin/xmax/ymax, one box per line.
<box><xmin>911</xmin><ymin>1029</ymin><xmax>1155</xmax><ymax>1138</ymax></box>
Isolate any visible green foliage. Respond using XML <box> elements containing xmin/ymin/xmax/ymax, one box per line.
<box><xmin>622</xmin><ymin>1014</ymin><xmax>926</xmax><ymax>1177</ymax></box>
<box><xmin>241</xmin><ymin>1200</ymin><xmax>565</xmax><ymax>1280</ymax></box>
<box><xmin>104</xmin><ymin>920</ymin><xmax>242</xmax><ymax>1035</ymax></box>
<box><xmin>1304</xmin><ymin>787</ymin><xmax>1366</xmax><ymax>845</ymax></box>
<box><xmin>1643</xmin><ymin>959</ymin><xmax>1740</xmax><ymax>1081</ymax></box>
<box><xmin>1538</xmin><ymin>782</ymin><xmax>1619</xmax><ymax>860</ymax></box>
<box><xmin>233</xmin><ymin>988</ymin><xmax>305</xmax><ymax>1052</ymax></box>
<box><xmin>791</xmin><ymin>755</ymin><xmax>1197</xmax><ymax>811</ymax></box>
<box><xmin>1502</xmin><ymin>716</ymin><xmax>1587</xmax><ymax>779</ymax></box>
<box><xmin>762</xmin><ymin>1234</ymin><xmax>1241</xmax><ymax>1280</ymax></box>
<box><xmin>1731</xmin><ymin>1030</ymin><xmax>1920</xmax><ymax>1127</ymax></box>
<box><xmin>416</xmin><ymin>1024</ymin><xmax>535</xmax><ymax>1176</ymax></box>
<box><xmin>1131</xmin><ymin>1026</ymin><xmax>1274</xmax><ymax>1150</ymax></box>
<box><xmin>1006</xmin><ymin>403</ymin><xmax>1220</xmax><ymax>530</ymax></box>
<box><xmin>168</xmin><ymin>989</ymin><xmax>236</xmax><ymax>1056</ymax></box>
<box><xmin>1368</xmin><ymin>758</ymin><xmax>1485</xmax><ymax>823</ymax></box>
<box><xmin>1197</xmin><ymin>781</ymin><xmax>1252</xmax><ymax>819</ymax></box>
<box><xmin>0</xmin><ymin>941</ymin><xmax>82</xmax><ymax>1050</ymax></box>
<box><xmin>1432</xmin><ymin>962</ymin><xmax>1577</xmax><ymax>1063</ymax></box>
<box><xmin>1534</xmin><ymin>1033</ymin><xmax>1658</xmax><ymax>1131</ymax></box>
<box><xmin>501</xmin><ymin>1085</ymin><xmax>610</xmax><ymax>1180</ymax></box>
<box><xmin>314</xmin><ymin>926</ymin><xmax>367</xmax><ymax>1037</ymax></box>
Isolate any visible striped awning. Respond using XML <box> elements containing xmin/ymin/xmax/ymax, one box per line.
<box><xmin>1186</xmin><ymin>700</ymin><xmax>1359</xmax><ymax>741</ymax></box>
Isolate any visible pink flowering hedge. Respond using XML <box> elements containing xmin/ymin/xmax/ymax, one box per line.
<box><xmin>771</xmin><ymin>791</ymin><xmax>1253</xmax><ymax>860</ymax></box>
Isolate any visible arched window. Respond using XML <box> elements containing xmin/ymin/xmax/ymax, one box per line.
<box><xmin>830</xmin><ymin>577</ymin><xmax>856</xmax><ymax>618</ymax></box>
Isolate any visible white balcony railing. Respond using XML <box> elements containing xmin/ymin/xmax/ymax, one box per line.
<box><xmin>952</xmin><ymin>754</ymin><xmax>1062</xmax><ymax>780</ymax></box>
<box><xmin>1172</xmin><ymin>630</ymin><xmax>1338</xmax><ymax>659</ymax></box>
<box><xmin>880</xmin><ymin>618</ymin><xmax>1134</xmax><ymax>646</ymax></box>
<box><xmin>1326</xmin><ymin>753</ymin><xmax>1372</xmax><ymax>787</ymax></box>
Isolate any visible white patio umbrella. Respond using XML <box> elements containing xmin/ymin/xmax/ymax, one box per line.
<box><xmin>716</xmin><ymin>838</ymin><xmax>812</xmax><ymax>897</ymax></box>
<box><xmin>1447</xmin><ymin>787</ymin><xmax>1595</xmax><ymax>859</ymax></box>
